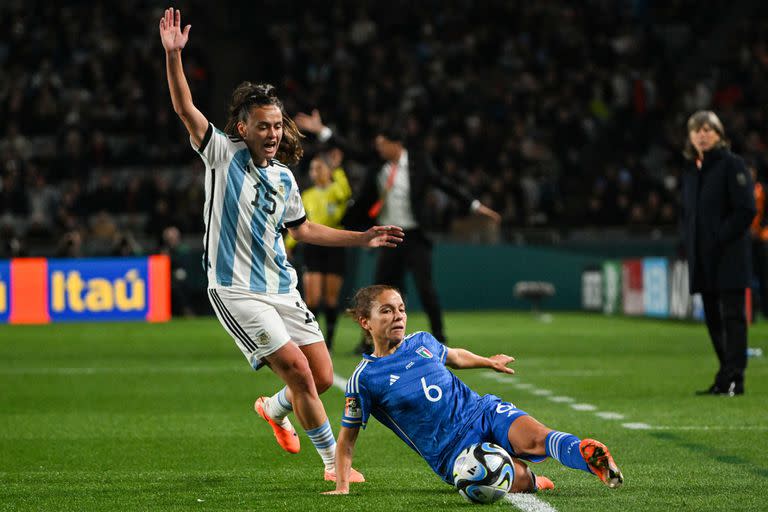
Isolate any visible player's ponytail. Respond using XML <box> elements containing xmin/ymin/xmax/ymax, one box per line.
<box><xmin>224</xmin><ymin>81</ymin><xmax>304</xmax><ymax>165</ymax></box>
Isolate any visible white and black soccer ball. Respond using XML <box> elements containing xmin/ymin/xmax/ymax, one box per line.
<box><xmin>453</xmin><ymin>442</ymin><xmax>515</xmax><ymax>504</ymax></box>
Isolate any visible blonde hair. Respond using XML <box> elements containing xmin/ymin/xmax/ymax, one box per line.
<box><xmin>683</xmin><ymin>110</ymin><xmax>730</xmax><ymax>161</ymax></box>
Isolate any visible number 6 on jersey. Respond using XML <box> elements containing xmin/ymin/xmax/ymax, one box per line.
<box><xmin>421</xmin><ymin>377</ymin><xmax>443</xmax><ymax>402</ymax></box>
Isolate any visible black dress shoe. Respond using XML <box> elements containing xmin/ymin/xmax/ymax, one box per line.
<box><xmin>715</xmin><ymin>381</ymin><xmax>744</xmax><ymax>396</ymax></box>
<box><xmin>695</xmin><ymin>382</ymin><xmax>744</xmax><ymax>396</ymax></box>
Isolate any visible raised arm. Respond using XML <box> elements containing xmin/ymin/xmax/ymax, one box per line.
<box><xmin>423</xmin><ymin>156</ymin><xmax>502</xmax><ymax>223</ymax></box>
<box><xmin>295</xmin><ymin>109</ymin><xmax>370</xmax><ymax>161</ymax></box>
<box><xmin>159</xmin><ymin>8</ymin><xmax>208</xmax><ymax>146</ymax></box>
<box><xmin>323</xmin><ymin>426</ymin><xmax>360</xmax><ymax>495</ymax></box>
<box><xmin>445</xmin><ymin>347</ymin><xmax>515</xmax><ymax>374</ymax></box>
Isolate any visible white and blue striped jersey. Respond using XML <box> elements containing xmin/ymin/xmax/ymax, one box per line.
<box><xmin>342</xmin><ymin>332</ymin><xmax>491</xmax><ymax>482</ymax></box>
<box><xmin>193</xmin><ymin>123</ymin><xmax>305</xmax><ymax>293</ymax></box>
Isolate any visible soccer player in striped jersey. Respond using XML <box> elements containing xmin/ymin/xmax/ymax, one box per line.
<box><xmin>159</xmin><ymin>8</ymin><xmax>403</xmax><ymax>482</ymax></box>
<box><xmin>324</xmin><ymin>285</ymin><xmax>623</xmax><ymax>494</ymax></box>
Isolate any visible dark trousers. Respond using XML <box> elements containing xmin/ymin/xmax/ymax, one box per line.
<box><xmin>374</xmin><ymin>229</ymin><xmax>445</xmax><ymax>341</ymax></box>
<box><xmin>701</xmin><ymin>290</ymin><xmax>748</xmax><ymax>386</ymax></box>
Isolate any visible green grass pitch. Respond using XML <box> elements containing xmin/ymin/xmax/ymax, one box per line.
<box><xmin>1</xmin><ymin>312</ymin><xmax>766</xmax><ymax>511</ymax></box>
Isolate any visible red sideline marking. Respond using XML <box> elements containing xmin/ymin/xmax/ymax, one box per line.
<box><xmin>146</xmin><ymin>254</ymin><xmax>171</xmax><ymax>322</ymax></box>
<box><xmin>9</xmin><ymin>258</ymin><xmax>50</xmax><ymax>324</ymax></box>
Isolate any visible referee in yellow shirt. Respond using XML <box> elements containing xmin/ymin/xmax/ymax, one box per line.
<box><xmin>286</xmin><ymin>152</ymin><xmax>352</xmax><ymax>349</ymax></box>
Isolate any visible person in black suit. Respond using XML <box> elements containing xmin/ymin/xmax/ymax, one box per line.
<box><xmin>680</xmin><ymin>110</ymin><xmax>756</xmax><ymax>396</ymax></box>
<box><xmin>296</xmin><ymin>110</ymin><xmax>500</xmax><ymax>350</ymax></box>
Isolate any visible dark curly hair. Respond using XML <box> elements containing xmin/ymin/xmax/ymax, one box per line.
<box><xmin>224</xmin><ymin>82</ymin><xmax>304</xmax><ymax>165</ymax></box>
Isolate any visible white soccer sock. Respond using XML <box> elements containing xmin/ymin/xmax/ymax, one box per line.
<box><xmin>306</xmin><ymin>420</ymin><xmax>337</xmax><ymax>470</ymax></box>
<box><xmin>264</xmin><ymin>387</ymin><xmax>292</xmax><ymax>423</ymax></box>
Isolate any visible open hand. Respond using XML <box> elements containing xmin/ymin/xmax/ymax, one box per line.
<box><xmin>363</xmin><ymin>225</ymin><xmax>404</xmax><ymax>248</ymax></box>
<box><xmin>488</xmin><ymin>354</ymin><xmax>515</xmax><ymax>374</ymax></box>
<box><xmin>159</xmin><ymin>8</ymin><xmax>191</xmax><ymax>53</ymax></box>
<box><xmin>295</xmin><ymin>109</ymin><xmax>325</xmax><ymax>134</ymax></box>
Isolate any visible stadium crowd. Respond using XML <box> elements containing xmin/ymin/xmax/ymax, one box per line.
<box><xmin>1</xmin><ymin>0</ymin><xmax>767</xmax><ymax>258</ymax></box>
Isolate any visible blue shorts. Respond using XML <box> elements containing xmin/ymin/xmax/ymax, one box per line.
<box><xmin>439</xmin><ymin>395</ymin><xmax>532</xmax><ymax>483</ymax></box>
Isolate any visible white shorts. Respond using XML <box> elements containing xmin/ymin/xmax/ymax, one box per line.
<box><xmin>207</xmin><ymin>287</ymin><xmax>323</xmax><ymax>370</ymax></box>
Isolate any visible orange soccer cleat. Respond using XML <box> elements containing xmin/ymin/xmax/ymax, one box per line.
<box><xmin>535</xmin><ymin>475</ymin><xmax>555</xmax><ymax>491</ymax></box>
<box><xmin>254</xmin><ymin>396</ymin><xmax>300</xmax><ymax>454</ymax></box>
<box><xmin>579</xmin><ymin>439</ymin><xmax>623</xmax><ymax>488</ymax></box>
<box><xmin>324</xmin><ymin>467</ymin><xmax>366</xmax><ymax>483</ymax></box>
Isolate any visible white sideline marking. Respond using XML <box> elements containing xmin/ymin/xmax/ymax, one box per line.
<box><xmin>480</xmin><ymin>374</ymin><xmax>651</xmax><ymax>432</ymax></box>
<box><xmin>547</xmin><ymin>396</ymin><xmax>574</xmax><ymax>403</ymax></box>
<box><xmin>505</xmin><ymin>493</ymin><xmax>559</xmax><ymax>512</ymax></box>
<box><xmin>570</xmin><ymin>403</ymin><xmax>597</xmax><ymax>411</ymax></box>
<box><xmin>332</xmin><ymin>373</ymin><xmax>347</xmax><ymax>391</ymax></box>
<box><xmin>595</xmin><ymin>412</ymin><xmax>625</xmax><ymax>420</ymax></box>
<box><xmin>333</xmin><ymin>373</ymin><xmax>558</xmax><ymax>512</ymax></box>
<box><xmin>622</xmin><ymin>422</ymin><xmax>652</xmax><ymax>430</ymax></box>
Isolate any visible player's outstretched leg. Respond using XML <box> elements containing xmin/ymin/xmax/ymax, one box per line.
<box><xmin>254</xmin><ymin>393</ymin><xmax>300</xmax><ymax>454</ymax></box>
<box><xmin>579</xmin><ymin>439</ymin><xmax>623</xmax><ymax>488</ymax></box>
<box><xmin>508</xmin><ymin>417</ymin><xmax>623</xmax><ymax>488</ymax></box>
<box><xmin>265</xmin><ymin>343</ymin><xmax>365</xmax><ymax>481</ymax></box>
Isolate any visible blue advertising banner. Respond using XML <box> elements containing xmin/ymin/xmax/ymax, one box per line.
<box><xmin>47</xmin><ymin>257</ymin><xmax>149</xmax><ymax>322</ymax></box>
<box><xmin>0</xmin><ymin>260</ymin><xmax>9</xmax><ymax>323</ymax></box>
<box><xmin>643</xmin><ymin>258</ymin><xmax>669</xmax><ymax>318</ymax></box>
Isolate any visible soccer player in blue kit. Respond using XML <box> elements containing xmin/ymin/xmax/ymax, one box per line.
<box><xmin>325</xmin><ymin>285</ymin><xmax>623</xmax><ymax>495</ymax></box>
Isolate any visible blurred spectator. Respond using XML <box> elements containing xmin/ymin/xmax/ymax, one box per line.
<box><xmin>55</xmin><ymin>230</ymin><xmax>83</xmax><ymax>258</ymax></box>
<box><xmin>111</xmin><ymin>232</ymin><xmax>142</xmax><ymax>257</ymax></box>
<box><xmin>1</xmin><ymin>1</ymin><xmax>768</xmax><ymax>255</ymax></box>
<box><xmin>158</xmin><ymin>225</ymin><xmax>193</xmax><ymax>317</ymax></box>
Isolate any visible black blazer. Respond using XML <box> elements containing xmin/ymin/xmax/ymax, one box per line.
<box><xmin>324</xmin><ymin>132</ymin><xmax>477</xmax><ymax>231</ymax></box>
<box><xmin>342</xmin><ymin>149</ymin><xmax>477</xmax><ymax>231</ymax></box>
<box><xmin>680</xmin><ymin>148</ymin><xmax>756</xmax><ymax>292</ymax></box>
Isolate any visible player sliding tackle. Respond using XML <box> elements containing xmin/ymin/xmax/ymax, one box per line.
<box><xmin>325</xmin><ymin>285</ymin><xmax>623</xmax><ymax>495</ymax></box>
<box><xmin>159</xmin><ymin>9</ymin><xmax>403</xmax><ymax>482</ymax></box>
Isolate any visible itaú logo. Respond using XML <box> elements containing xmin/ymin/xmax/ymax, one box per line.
<box><xmin>51</xmin><ymin>269</ymin><xmax>146</xmax><ymax>313</ymax></box>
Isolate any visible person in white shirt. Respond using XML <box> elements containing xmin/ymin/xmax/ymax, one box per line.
<box><xmin>159</xmin><ymin>8</ymin><xmax>403</xmax><ymax>482</ymax></box>
<box><xmin>296</xmin><ymin>110</ymin><xmax>500</xmax><ymax>351</ymax></box>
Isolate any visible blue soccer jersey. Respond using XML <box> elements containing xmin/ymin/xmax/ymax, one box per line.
<box><xmin>342</xmin><ymin>332</ymin><xmax>498</xmax><ymax>482</ymax></box>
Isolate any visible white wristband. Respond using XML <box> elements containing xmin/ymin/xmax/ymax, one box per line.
<box><xmin>318</xmin><ymin>126</ymin><xmax>332</xmax><ymax>143</ymax></box>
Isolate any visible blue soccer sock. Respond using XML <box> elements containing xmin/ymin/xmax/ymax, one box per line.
<box><xmin>306</xmin><ymin>419</ymin><xmax>337</xmax><ymax>470</ymax></box>
<box><xmin>545</xmin><ymin>431</ymin><xmax>590</xmax><ymax>473</ymax></box>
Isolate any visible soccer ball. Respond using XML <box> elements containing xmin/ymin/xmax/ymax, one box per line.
<box><xmin>453</xmin><ymin>442</ymin><xmax>515</xmax><ymax>504</ymax></box>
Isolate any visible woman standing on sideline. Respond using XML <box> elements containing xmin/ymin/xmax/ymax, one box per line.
<box><xmin>680</xmin><ymin>110</ymin><xmax>755</xmax><ymax>396</ymax></box>
<box><xmin>286</xmin><ymin>153</ymin><xmax>352</xmax><ymax>350</ymax></box>
<box><xmin>159</xmin><ymin>8</ymin><xmax>402</xmax><ymax>481</ymax></box>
